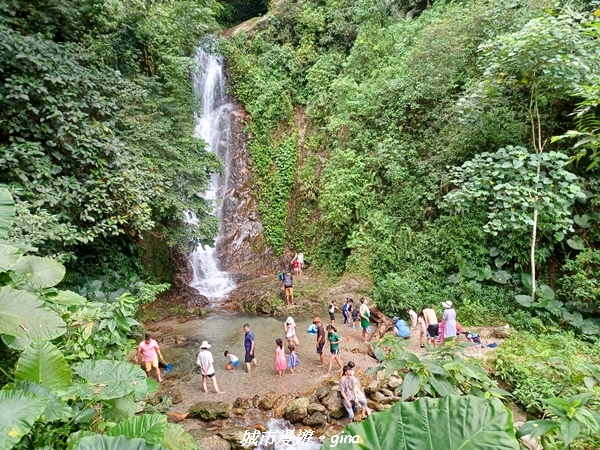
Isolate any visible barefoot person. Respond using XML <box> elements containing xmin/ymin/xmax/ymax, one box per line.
<box><xmin>283</xmin><ymin>272</ymin><xmax>294</xmax><ymax>306</ymax></box>
<box><xmin>325</xmin><ymin>325</ymin><xmax>343</xmax><ymax>376</ymax></box>
<box><xmin>314</xmin><ymin>317</ymin><xmax>325</xmax><ymax>366</ymax></box>
<box><xmin>291</xmin><ymin>251</ymin><xmax>304</xmax><ymax>276</ymax></box>
<box><xmin>197</xmin><ymin>341</ymin><xmax>221</xmax><ymax>394</ymax></box>
<box><xmin>347</xmin><ymin>361</ymin><xmax>371</xmax><ymax>419</ymax></box>
<box><xmin>287</xmin><ymin>345</ymin><xmax>300</xmax><ymax>374</ymax></box>
<box><xmin>284</xmin><ymin>316</ymin><xmax>300</xmax><ymax>349</ymax></box>
<box><xmin>243</xmin><ymin>324</ymin><xmax>257</xmax><ymax>373</ymax></box>
<box><xmin>135</xmin><ymin>334</ymin><xmax>165</xmax><ymax>383</ymax></box>
<box><xmin>275</xmin><ymin>338</ymin><xmax>287</xmax><ymax>377</ymax></box>
<box><xmin>224</xmin><ymin>350</ymin><xmax>239</xmax><ymax>370</ymax></box>
<box><xmin>422</xmin><ymin>305</ymin><xmax>439</xmax><ymax>348</ymax></box>
<box><xmin>359</xmin><ymin>298</ymin><xmax>371</xmax><ymax>343</ymax></box>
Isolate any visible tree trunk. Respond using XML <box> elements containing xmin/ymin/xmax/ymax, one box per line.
<box><xmin>366</xmin><ymin>308</ymin><xmax>395</xmax><ymax>358</ymax></box>
<box><xmin>531</xmin><ymin>208</ymin><xmax>538</xmax><ymax>298</ymax></box>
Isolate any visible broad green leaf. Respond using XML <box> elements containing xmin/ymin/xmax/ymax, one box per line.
<box><xmin>515</xmin><ymin>295</ymin><xmax>534</xmax><ymax>307</ymax></box>
<box><xmin>0</xmin><ymin>188</ymin><xmax>15</xmax><ymax>239</ymax></box>
<box><xmin>580</xmin><ymin>319</ymin><xmax>600</xmax><ymax>335</ymax></box>
<box><xmin>2</xmin><ymin>334</ymin><xmax>33</xmax><ymax>350</ymax></box>
<box><xmin>11</xmin><ymin>255</ymin><xmax>66</xmax><ymax>289</ymax></box>
<box><xmin>573</xmin><ymin>214</ymin><xmax>590</xmax><ymax>228</ymax></box>
<box><xmin>373</xmin><ymin>346</ymin><xmax>386</xmax><ymax>362</ymax></box>
<box><xmin>103</xmin><ymin>395</ymin><xmax>140</xmax><ymax>422</ymax></box>
<box><xmin>516</xmin><ymin>420</ymin><xmax>558</xmax><ymax>440</ymax></box>
<box><xmin>567</xmin><ymin>236</ymin><xmax>585</xmax><ymax>250</ymax></box>
<box><xmin>322</xmin><ymin>396</ymin><xmax>519</xmax><ymax>449</ymax></box>
<box><xmin>72</xmin><ymin>360</ymin><xmax>148</xmax><ymax>400</ymax></box>
<box><xmin>0</xmin><ymin>243</ymin><xmax>20</xmax><ymax>271</ymax></box>
<box><xmin>0</xmin><ymin>390</ymin><xmax>48</xmax><ymax>450</ymax></box>
<box><xmin>16</xmin><ymin>341</ymin><xmax>72</xmax><ymax>391</ymax></box>
<box><xmin>489</xmin><ymin>247</ymin><xmax>500</xmax><ymax>257</ymax></box>
<box><xmin>0</xmin><ymin>286</ymin><xmax>66</xmax><ymax>340</ymax></box>
<box><xmin>402</xmin><ymin>371</ymin><xmax>421</xmax><ymax>401</ymax></box>
<box><xmin>73</xmin><ymin>435</ymin><xmax>166</xmax><ymax>450</ymax></box>
<box><xmin>492</xmin><ymin>270</ymin><xmax>511</xmax><ymax>284</ymax></box>
<box><xmin>560</xmin><ymin>419</ymin><xmax>580</xmax><ymax>446</ymax></box>
<box><xmin>14</xmin><ymin>381</ymin><xmax>73</xmax><ymax>422</ymax></box>
<box><xmin>108</xmin><ymin>414</ymin><xmax>168</xmax><ymax>444</ymax></box>
<box><xmin>537</xmin><ymin>284</ymin><xmax>555</xmax><ymax>300</ymax></box>
<box><xmin>67</xmin><ymin>431</ymin><xmax>96</xmax><ymax>450</ymax></box>
<box><xmin>162</xmin><ymin>424</ymin><xmax>198</xmax><ymax>450</ymax></box>
<box><xmin>429</xmin><ymin>375</ymin><xmax>461</xmax><ymax>397</ymax></box>
<box><xmin>45</xmin><ymin>290</ymin><xmax>87</xmax><ymax>307</ymax></box>
<box><xmin>521</xmin><ymin>273</ymin><xmax>532</xmax><ymax>290</ymax></box>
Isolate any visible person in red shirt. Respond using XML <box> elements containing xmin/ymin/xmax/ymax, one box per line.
<box><xmin>135</xmin><ymin>334</ymin><xmax>165</xmax><ymax>382</ymax></box>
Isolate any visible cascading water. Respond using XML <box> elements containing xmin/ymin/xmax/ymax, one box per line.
<box><xmin>186</xmin><ymin>48</ymin><xmax>235</xmax><ymax>302</ymax></box>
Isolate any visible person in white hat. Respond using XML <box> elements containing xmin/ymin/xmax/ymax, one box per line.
<box><xmin>441</xmin><ymin>301</ymin><xmax>457</xmax><ymax>343</ymax></box>
<box><xmin>284</xmin><ymin>316</ymin><xmax>300</xmax><ymax>348</ymax></box>
<box><xmin>196</xmin><ymin>341</ymin><xmax>222</xmax><ymax>394</ymax></box>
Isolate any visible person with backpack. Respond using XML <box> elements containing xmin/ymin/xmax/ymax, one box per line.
<box><xmin>283</xmin><ymin>271</ymin><xmax>294</xmax><ymax>305</ymax></box>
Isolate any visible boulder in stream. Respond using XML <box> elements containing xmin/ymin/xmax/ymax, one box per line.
<box><xmin>188</xmin><ymin>401</ymin><xmax>231</xmax><ymax>421</ymax></box>
<box><xmin>284</xmin><ymin>397</ymin><xmax>309</xmax><ymax>424</ymax></box>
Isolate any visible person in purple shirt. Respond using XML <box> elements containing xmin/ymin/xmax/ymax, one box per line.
<box><xmin>243</xmin><ymin>323</ymin><xmax>257</xmax><ymax>373</ymax></box>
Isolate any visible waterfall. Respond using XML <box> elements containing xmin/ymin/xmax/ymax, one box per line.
<box><xmin>186</xmin><ymin>48</ymin><xmax>235</xmax><ymax>302</ymax></box>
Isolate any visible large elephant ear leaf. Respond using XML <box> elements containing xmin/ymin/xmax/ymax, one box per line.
<box><xmin>108</xmin><ymin>414</ymin><xmax>168</xmax><ymax>444</ymax></box>
<box><xmin>321</xmin><ymin>396</ymin><xmax>519</xmax><ymax>450</ymax></box>
<box><xmin>72</xmin><ymin>435</ymin><xmax>166</xmax><ymax>450</ymax></box>
<box><xmin>0</xmin><ymin>389</ymin><xmax>48</xmax><ymax>450</ymax></box>
<box><xmin>16</xmin><ymin>341</ymin><xmax>72</xmax><ymax>391</ymax></box>
<box><xmin>0</xmin><ymin>243</ymin><xmax>20</xmax><ymax>272</ymax></box>
<box><xmin>14</xmin><ymin>381</ymin><xmax>73</xmax><ymax>422</ymax></box>
<box><xmin>162</xmin><ymin>424</ymin><xmax>198</xmax><ymax>450</ymax></box>
<box><xmin>11</xmin><ymin>255</ymin><xmax>66</xmax><ymax>289</ymax></box>
<box><xmin>0</xmin><ymin>188</ymin><xmax>15</xmax><ymax>239</ymax></box>
<box><xmin>72</xmin><ymin>360</ymin><xmax>148</xmax><ymax>400</ymax></box>
<box><xmin>0</xmin><ymin>286</ymin><xmax>66</xmax><ymax>340</ymax></box>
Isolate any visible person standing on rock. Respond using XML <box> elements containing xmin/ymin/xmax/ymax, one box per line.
<box><xmin>197</xmin><ymin>341</ymin><xmax>222</xmax><ymax>394</ymax></box>
<box><xmin>314</xmin><ymin>317</ymin><xmax>325</xmax><ymax>366</ymax></box>
<box><xmin>135</xmin><ymin>333</ymin><xmax>165</xmax><ymax>383</ymax></box>
<box><xmin>243</xmin><ymin>323</ymin><xmax>257</xmax><ymax>373</ymax></box>
<box><xmin>359</xmin><ymin>298</ymin><xmax>371</xmax><ymax>343</ymax></box>
<box><xmin>284</xmin><ymin>316</ymin><xmax>300</xmax><ymax>348</ymax></box>
<box><xmin>283</xmin><ymin>271</ymin><xmax>294</xmax><ymax>306</ymax></box>
<box><xmin>291</xmin><ymin>251</ymin><xmax>304</xmax><ymax>275</ymax></box>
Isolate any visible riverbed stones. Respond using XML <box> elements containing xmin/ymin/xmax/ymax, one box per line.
<box><xmin>188</xmin><ymin>401</ymin><xmax>231</xmax><ymax>421</ymax></box>
<box><xmin>321</xmin><ymin>391</ymin><xmax>345</xmax><ymax>419</ymax></box>
<box><xmin>284</xmin><ymin>397</ymin><xmax>310</xmax><ymax>423</ymax></box>
<box><xmin>234</xmin><ymin>397</ymin><xmax>251</xmax><ymax>409</ymax></box>
<box><xmin>272</xmin><ymin>394</ymin><xmax>294</xmax><ymax>418</ymax></box>
<box><xmin>303</xmin><ymin>411</ymin><xmax>327</xmax><ymax>427</ymax></box>
<box><xmin>218</xmin><ymin>427</ymin><xmax>248</xmax><ymax>450</ymax></box>
<box><xmin>386</xmin><ymin>375</ymin><xmax>402</xmax><ymax>390</ymax></box>
<box><xmin>196</xmin><ymin>434</ymin><xmax>231</xmax><ymax>450</ymax></box>
<box><xmin>308</xmin><ymin>403</ymin><xmax>326</xmax><ymax>414</ymax></box>
<box><xmin>258</xmin><ymin>396</ymin><xmax>273</xmax><ymax>411</ymax></box>
<box><xmin>316</xmin><ymin>386</ymin><xmax>329</xmax><ymax>400</ymax></box>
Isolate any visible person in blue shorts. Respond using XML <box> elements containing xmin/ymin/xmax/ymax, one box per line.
<box><xmin>224</xmin><ymin>350</ymin><xmax>239</xmax><ymax>370</ymax></box>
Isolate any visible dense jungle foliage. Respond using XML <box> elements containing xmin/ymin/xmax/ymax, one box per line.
<box><xmin>225</xmin><ymin>0</ymin><xmax>600</xmax><ymax>447</ymax></box>
<box><xmin>0</xmin><ymin>0</ymin><xmax>230</xmax><ymax>448</ymax></box>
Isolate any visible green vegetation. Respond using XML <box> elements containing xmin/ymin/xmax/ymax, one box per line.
<box><xmin>0</xmin><ymin>189</ymin><xmax>195</xmax><ymax>449</ymax></box>
<box><xmin>225</xmin><ymin>0</ymin><xmax>600</xmax><ymax>448</ymax></box>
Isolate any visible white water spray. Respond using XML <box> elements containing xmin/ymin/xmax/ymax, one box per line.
<box><xmin>186</xmin><ymin>48</ymin><xmax>235</xmax><ymax>302</ymax></box>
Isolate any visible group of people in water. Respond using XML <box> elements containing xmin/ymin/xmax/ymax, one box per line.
<box><xmin>135</xmin><ymin>289</ymin><xmax>460</xmax><ymax>403</ymax></box>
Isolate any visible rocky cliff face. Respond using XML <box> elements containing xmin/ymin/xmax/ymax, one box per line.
<box><xmin>216</xmin><ymin>103</ymin><xmax>279</xmax><ymax>275</ymax></box>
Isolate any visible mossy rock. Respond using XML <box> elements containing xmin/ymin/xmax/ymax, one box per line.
<box><xmin>188</xmin><ymin>401</ymin><xmax>231</xmax><ymax>421</ymax></box>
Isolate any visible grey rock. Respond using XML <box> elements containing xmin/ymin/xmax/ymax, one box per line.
<box><xmin>188</xmin><ymin>401</ymin><xmax>231</xmax><ymax>421</ymax></box>
<box><xmin>308</xmin><ymin>403</ymin><xmax>326</xmax><ymax>414</ymax></box>
<box><xmin>321</xmin><ymin>392</ymin><xmax>346</xmax><ymax>419</ymax></box>
<box><xmin>284</xmin><ymin>397</ymin><xmax>310</xmax><ymax>424</ymax></box>
<box><xmin>303</xmin><ymin>411</ymin><xmax>327</xmax><ymax>427</ymax></box>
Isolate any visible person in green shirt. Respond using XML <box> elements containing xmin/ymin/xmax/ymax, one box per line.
<box><xmin>325</xmin><ymin>324</ymin><xmax>343</xmax><ymax>376</ymax></box>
